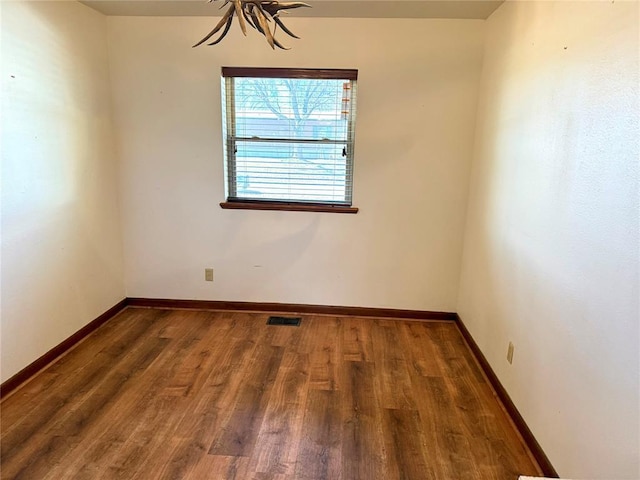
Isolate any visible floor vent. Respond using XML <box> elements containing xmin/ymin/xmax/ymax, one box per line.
<box><xmin>267</xmin><ymin>316</ymin><xmax>302</xmax><ymax>326</ymax></box>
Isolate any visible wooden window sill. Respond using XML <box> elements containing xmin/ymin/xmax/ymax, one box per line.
<box><xmin>220</xmin><ymin>201</ymin><xmax>359</xmax><ymax>214</ymax></box>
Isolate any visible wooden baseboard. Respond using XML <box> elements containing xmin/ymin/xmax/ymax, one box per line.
<box><xmin>0</xmin><ymin>299</ymin><xmax>128</xmax><ymax>400</ymax></box>
<box><xmin>126</xmin><ymin>298</ymin><xmax>457</xmax><ymax>321</ymax></box>
<box><xmin>455</xmin><ymin>314</ymin><xmax>559</xmax><ymax>478</ymax></box>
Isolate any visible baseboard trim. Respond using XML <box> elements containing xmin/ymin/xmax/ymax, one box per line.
<box><xmin>0</xmin><ymin>299</ymin><xmax>129</xmax><ymax>400</ymax></box>
<box><xmin>126</xmin><ymin>297</ymin><xmax>457</xmax><ymax>321</ymax></box>
<box><xmin>455</xmin><ymin>314</ymin><xmax>559</xmax><ymax>478</ymax></box>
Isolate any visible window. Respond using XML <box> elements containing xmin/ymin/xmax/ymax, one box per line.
<box><xmin>220</xmin><ymin>67</ymin><xmax>358</xmax><ymax>213</ymax></box>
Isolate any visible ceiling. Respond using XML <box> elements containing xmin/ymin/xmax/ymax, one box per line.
<box><xmin>80</xmin><ymin>0</ymin><xmax>504</xmax><ymax>19</ymax></box>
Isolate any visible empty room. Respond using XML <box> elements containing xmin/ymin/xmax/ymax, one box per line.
<box><xmin>1</xmin><ymin>0</ymin><xmax>638</xmax><ymax>479</ymax></box>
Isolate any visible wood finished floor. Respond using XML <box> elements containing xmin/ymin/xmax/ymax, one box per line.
<box><xmin>1</xmin><ymin>308</ymin><xmax>541</xmax><ymax>479</ymax></box>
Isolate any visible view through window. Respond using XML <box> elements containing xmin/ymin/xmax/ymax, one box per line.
<box><xmin>222</xmin><ymin>68</ymin><xmax>358</xmax><ymax>207</ymax></box>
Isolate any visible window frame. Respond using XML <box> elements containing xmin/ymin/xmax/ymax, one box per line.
<box><xmin>219</xmin><ymin>67</ymin><xmax>359</xmax><ymax>214</ymax></box>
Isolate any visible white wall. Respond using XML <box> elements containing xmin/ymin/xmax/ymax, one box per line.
<box><xmin>458</xmin><ymin>1</ymin><xmax>639</xmax><ymax>478</ymax></box>
<box><xmin>1</xmin><ymin>1</ymin><xmax>125</xmax><ymax>382</ymax></box>
<box><xmin>108</xmin><ymin>16</ymin><xmax>484</xmax><ymax>311</ymax></box>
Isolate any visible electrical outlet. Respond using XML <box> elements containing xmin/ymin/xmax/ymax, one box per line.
<box><xmin>205</xmin><ymin>268</ymin><xmax>214</xmax><ymax>282</ymax></box>
<box><xmin>507</xmin><ymin>342</ymin><xmax>515</xmax><ymax>364</ymax></box>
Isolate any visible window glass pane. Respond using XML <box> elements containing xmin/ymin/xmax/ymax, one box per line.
<box><xmin>233</xmin><ymin>141</ymin><xmax>348</xmax><ymax>203</ymax></box>
<box><xmin>234</xmin><ymin>78</ymin><xmax>349</xmax><ymax>142</ymax></box>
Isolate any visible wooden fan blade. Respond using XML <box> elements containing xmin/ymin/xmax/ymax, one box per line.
<box><xmin>207</xmin><ymin>15</ymin><xmax>234</xmax><ymax>45</ymax></box>
<box><xmin>273</xmin><ymin>16</ymin><xmax>299</xmax><ymax>39</ymax></box>
<box><xmin>193</xmin><ymin>5</ymin><xmax>234</xmax><ymax>47</ymax></box>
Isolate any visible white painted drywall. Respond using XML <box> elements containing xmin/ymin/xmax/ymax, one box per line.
<box><xmin>458</xmin><ymin>1</ymin><xmax>639</xmax><ymax>478</ymax></box>
<box><xmin>1</xmin><ymin>1</ymin><xmax>125</xmax><ymax>382</ymax></box>
<box><xmin>107</xmin><ymin>16</ymin><xmax>484</xmax><ymax>311</ymax></box>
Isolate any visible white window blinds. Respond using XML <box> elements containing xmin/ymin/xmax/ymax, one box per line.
<box><xmin>222</xmin><ymin>67</ymin><xmax>358</xmax><ymax>206</ymax></box>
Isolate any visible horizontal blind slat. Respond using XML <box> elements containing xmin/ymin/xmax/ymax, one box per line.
<box><xmin>233</xmin><ymin>137</ymin><xmax>348</xmax><ymax>144</ymax></box>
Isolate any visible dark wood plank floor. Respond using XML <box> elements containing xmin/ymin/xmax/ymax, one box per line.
<box><xmin>1</xmin><ymin>308</ymin><xmax>541</xmax><ymax>479</ymax></box>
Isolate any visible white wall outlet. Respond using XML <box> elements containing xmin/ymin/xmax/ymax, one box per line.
<box><xmin>507</xmin><ymin>341</ymin><xmax>515</xmax><ymax>364</ymax></box>
<box><xmin>205</xmin><ymin>268</ymin><xmax>214</xmax><ymax>282</ymax></box>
